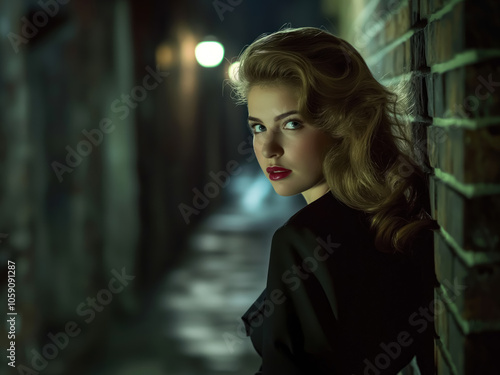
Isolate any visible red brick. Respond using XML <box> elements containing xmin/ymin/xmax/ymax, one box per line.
<box><xmin>411</xmin><ymin>29</ymin><xmax>427</xmax><ymax>71</ymax></box>
<box><xmin>462</xmin><ymin>61</ymin><xmax>500</xmax><ymax>119</ymax></box>
<box><xmin>420</xmin><ymin>0</ymin><xmax>431</xmax><ymax>20</ymax></box>
<box><xmin>434</xmin><ymin>232</ymin><xmax>453</xmax><ymax>283</ymax></box>
<box><xmin>361</xmin><ymin>2</ymin><xmax>412</xmax><ymax>58</ymax></box>
<box><xmin>429</xmin><ymin>174</ymin><xmax>438</xmax><ymax>218</ymax></box>
<box><xmin>429</xmin><ymin>0</ymin><xmax>446</xmax><ymax>14</ymax></box>
<box><xmin>367</xmin><ymin>41</ymin><xmax>409</xmax><ymax>79</ymax></box>
<box><xmin>463</xmin><ymin>126</ymin><xmax>500</xmax><ymax>184</ymax></box>
<box><xmin>464</xmin><ymin>0</ymin><xmax>500</xmax><ymax>50</ymax></box>
<box><xmin>427</xmin><ymin>125</ymin><xmax>500</xmax><ymax>184</ymax></box>
<box><xmin>385</xmin><ymin>1</ymin><xmax>411</xmax><ymax>44</ymax></box>
<box><xmin>465</xmin><ymin>333</ymin><xmax>500</xmax><ymax>374</ymax></box>
<box><xmin>430</xmin><ymin>177</ymin><xmax>500</xmax><ymax>252</ymax></box>
<box><xmin>443</xmin><ymin>67</ymin><xmax>465</xmax><ymax>118</ymax></box>
<box><xmin>410</xmin><ymin>121</ymin><xmax>432</xmax><ymax>171</ymax></box>
<box><xmin>453</xmin><ymin>255</ymin><xmax>469</xmax><ymax>321</ymax></box>
<box><xmin>448</xmin><ymin>315</ymin><xmax>466</xmax><ymax>375</ymax></box>
<box><xmin>426</xmin><ymin>0</ymin><xmax>500</xmax><ymax>66</ymax></box>
<box><xmin>443</xmin><ymin>327</ymin><xmax>500</xmax><ymax>375</ymax></box>
<box><xmin>411</xmin><ymin>73</ymin><xmax>429</xmax><ymax>117</ymax></box>
<box><xmin>410</xmin><ymin>0</ymin><xmax>421</xmax><ymax>26</ymax></box>
<box><xmin>463</xmin><ymin>263</ymin><xmax>500</xmax><ymax>321</ymax></box>
<box><xmin>442</xmin><ymin>235</ymin><xmax>500</xmax><ymax>324</ymax></box>
<box><xmin>434</xmin><ymin>179</ymin><xmax>465</xmax><ymax>247</ymax></box>
<box><xmin>435</xmin><ymin>288</ymin><xmax>450</xmax><ymax>347</ymax></box>
<box><xmin>431</xmin><ymin>72</ymin><xmax>445</xmax><ymax>117</ymax></box>
<box><xmin>435</xmin><ymin>61</ymin><xmax>500</xmax><ymax>120</ymax></box>
<box><xmin>463</xmin><ymin>195</ymin><xmax>500</xmax><ymax>252</ymax></box>
<box><xmin>436</xmin><ymin>344</ymin><xmax>452</xmax><ymax>375</ymax></box>
<box><xmin>425</xmin><ymin>3</ymin><xmax>460</xmax><ymax>66</ymax></box>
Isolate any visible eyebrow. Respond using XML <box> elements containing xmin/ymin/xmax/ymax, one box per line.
<box><xmin>248</xmin><ymin>110</ymin><xmax>299</xmax><ymax>124</ymax></box>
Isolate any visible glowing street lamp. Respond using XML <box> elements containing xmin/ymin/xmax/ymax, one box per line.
<box><xmin>195</xmin><ymin>39</ymin><xmax>224</xmax><ymax>68</ymax></box>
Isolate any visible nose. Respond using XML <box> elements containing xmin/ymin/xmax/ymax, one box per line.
<box><xmin>259</xmin><ymin>132</ymin><xmax>283</xmax><ymax>159</ymax></box>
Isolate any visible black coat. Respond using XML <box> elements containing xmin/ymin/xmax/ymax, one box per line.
<box><xmin>242</xmin><ymin>191</ymin><xmax>435</xmax><ymax>375</ymax></box>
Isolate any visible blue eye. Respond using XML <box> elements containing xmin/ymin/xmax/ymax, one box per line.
<box><xmin>250</xmin><ymin>124</ymin><xmax>266</xmax><ymax>134</ymax></box>
<box><xmin>284</xmin><ymin>120</ymin><xmax>302</xmax><ymax>129</ymax></box>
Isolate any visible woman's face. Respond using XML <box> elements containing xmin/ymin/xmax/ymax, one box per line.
<box><xmin>247</xmin><ymin>84</ymin><xmax>333</xmax><ymax>204</ymax></box>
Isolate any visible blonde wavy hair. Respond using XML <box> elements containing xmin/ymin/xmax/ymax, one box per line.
<box><xmin>230</xmin><ymin>26</ymin><xmax>438</xmax><ymax>254</ymax></box>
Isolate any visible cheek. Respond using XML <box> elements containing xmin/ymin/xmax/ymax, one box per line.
<box><xmin>299</xmin><ymin>138</ymin><xmax>331</xmax><ymax>175</ymax></box>
<box><xmin>296</xmin><ymin>138</ymin><xmax>326</xmax><ymax>166</ymax></box>
<box><xmin>252</xmin><ymin>139</ymin><xmax>265</xmax><ymax>166</ymax></box>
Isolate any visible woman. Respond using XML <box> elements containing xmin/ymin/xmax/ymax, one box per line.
<box><xmin>230</xmin><ymin>27</ymin><xmax>438</xmax><ymax>375</ymax></box>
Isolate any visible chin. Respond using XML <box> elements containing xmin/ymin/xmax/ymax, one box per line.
<box><xmin>271</xmin><ymin>186</ymin><xmax>301</xmax><ymax>197</ymax></box>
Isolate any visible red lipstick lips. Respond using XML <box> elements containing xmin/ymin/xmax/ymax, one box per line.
<box><xmin>266</xmin><ymin>166</ymin><xmax>292</xmax><ymax>181</ymax></box>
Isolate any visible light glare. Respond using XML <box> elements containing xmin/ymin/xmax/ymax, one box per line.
<box><xmin>228</xmin><ymin>61</ymin><xmax>240</xmax><ymax>82</ymax></box>
<box><xmin>195</xmin><ymin>41</ymin><xmax>224</xmax><ymax>68</ymax></box>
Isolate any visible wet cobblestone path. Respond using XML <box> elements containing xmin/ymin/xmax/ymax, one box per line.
<box><xmin>87</xmin><ymin>174</ymin><xmax>303</xmax><ymax>375</ymax></box>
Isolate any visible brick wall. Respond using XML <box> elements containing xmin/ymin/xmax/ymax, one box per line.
<box><xmin>322</xmin><ymin>0</ymin><xmax>500</xmax><ymax>373</ymax></box>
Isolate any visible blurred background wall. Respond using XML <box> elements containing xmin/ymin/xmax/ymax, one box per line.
<box><xmin>0</xmin><ymin>0</ymin><xmax>498</xmax><ymax>374</ymax></box>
